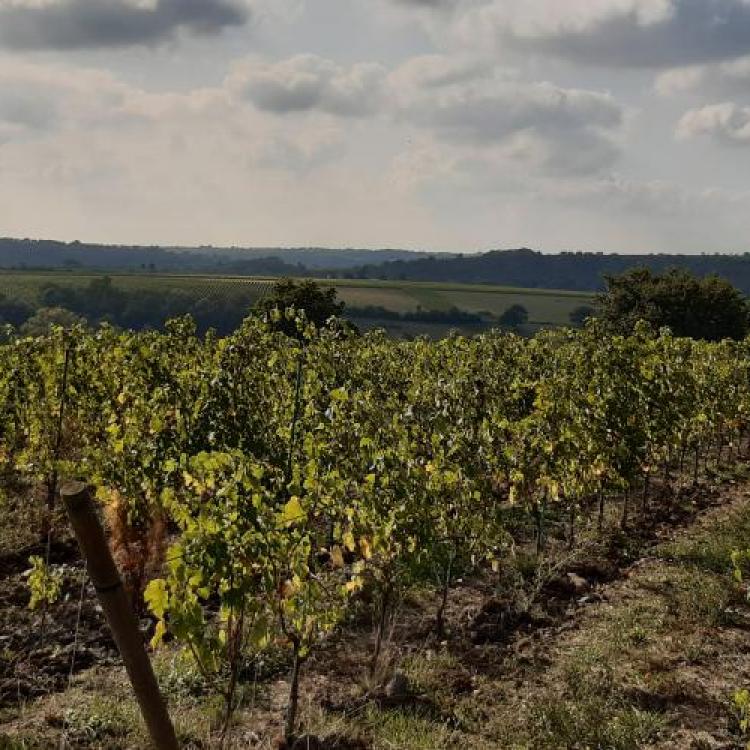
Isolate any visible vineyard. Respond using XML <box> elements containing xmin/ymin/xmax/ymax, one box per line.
<box><xmin>2</xmin><ymin>312</ymin><xmax>750</xmax><ymax>748</ymax></box>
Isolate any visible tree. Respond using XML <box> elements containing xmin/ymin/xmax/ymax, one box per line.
<box><xmin>253</xmin><ymin>279</ymin><xmax>345</xmax><ymax>337</ymax></box>
<box><xmin>598</xmin><ymin>267</ymin><xmax>749</xmax><ymax>341</ymax></box>
<box><xmin>0</xmin><ymin>294</ymin><xmax>33</xmax><ymax>327</ymax></box>
<box><xmin>20</xmin><ymin>307</ymin><xmax>86</xmax><ymax>336</ymax></box>
<box><xmin>569</xmin><ymin>305</ymin><xmax>595</xmax><ymax>328</ymax></box>
<box><xmin>499</xmin><ymin>304</ymin><xmax>529</xmax><ymax>328</ymax></box>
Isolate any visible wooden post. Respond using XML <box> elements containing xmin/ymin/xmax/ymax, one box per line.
<box><xmin>61</xmin><ymin>481</ymin><xmax>179</xmax><ymax>750</ymax></box>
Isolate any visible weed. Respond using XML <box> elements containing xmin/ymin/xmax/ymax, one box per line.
<box><xmin>660</xmin><ymin>505</ymin><xmax>750</xmax><ymax>574</ymax></box>
<box><xmin>661</xmin><ymin>568</ymin><xmax>735</xmax><ymax>627</ymax></box>
<box><xmin>626</xmin><ymin>624</ymin><xmax>648</xmax><ymax>646</ymax></box>
<box><xmin>488</xmin><ymin>648</ymin><xmax>666</xmax><ymax>750</ymax></box>
<box><xmin>365</xmin><ymin>705</ymin><xmax>462</xmax><ymax>750</ymax></box>
<box><xmin>525</xmin><ymin>684</ymin><xmax>665</xmax><ymax>749</ymax></box>
<box><xmin>401</xmin><ymin>649</ymin><xmax>465</xmax><ymax>699</ymax></box>
<box><xmin>732</xmin><ymin>688</ymin><xmax>750</xmax><ymax>747</ymax></box>
<box><xmin>604</xmin><ymin>601</ymin><xmax>665</xmax><ymax>651</ymax></box>
<box><xmin>60</xmin><ymin>696</ymin><xmax>138</xmax><ymax>745</ymax></box>
<box><xmin>155</xmin><ymin>649</ymin><xmax>209</xmax><ymax>703</ymax></box>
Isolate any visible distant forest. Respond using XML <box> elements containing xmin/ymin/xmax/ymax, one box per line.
<box><xmin>343</xmin><ymin>249</ymin><xmax>750</xmax><ymax>293</ymax></box>
<box><xmin>0</xmin><ymin>238</ymin><xmax>422</xmax><ymax>274</ymax></box>
<box><xmin>3</xmin><ymin>238</ymin><xmax>750</xmax><ymax>293</ymax></box>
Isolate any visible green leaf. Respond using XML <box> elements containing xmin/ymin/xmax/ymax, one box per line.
<box><xmin>248</xmin><ymin>616</ymin><xmax>272</xmax><ymax>649</ymax></box>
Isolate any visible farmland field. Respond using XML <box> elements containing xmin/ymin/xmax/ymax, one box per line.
<box><xmin>0</xmin><ymin>271</ymin><xmax>594</xmax><ymax>330</ymax></box>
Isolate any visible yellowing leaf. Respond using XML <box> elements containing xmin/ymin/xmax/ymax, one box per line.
<box><xmin>144</xmin><ymin>579</ymin><xmax>169</xmax><ymax>620</ymax></box>
<box><xmin>280</xmin><ymin>496</ymin><xmax>306</xmax><ymax>526</ymax></box>
<box><xmin>150</xmin><ymin>619</ymin><xmax>167</xmax><ymax>649</ymax></box>
<box><xmin>343</xmin><ymin>530</ymin><xmax>356</xmax><ymax>552</ymax></box>
<box><xmin>345</xmin><ymin>576</ymin><xmax>363</xmax><ymax>593</ymax></box>
<box><xmin>359</xmin><ymin>537</ymin><xmax>372</xmax><ymax>560</ymax></box>
<box><xmin>330</xmin><ymin>546</ymin><xmax>345</xmax><ymax>569</ymax></box>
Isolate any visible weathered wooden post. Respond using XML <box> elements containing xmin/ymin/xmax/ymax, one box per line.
<box><xmin>61</xmin><ymin>481</ymin><xmax>179</xmax><ymax>750</ymax></box>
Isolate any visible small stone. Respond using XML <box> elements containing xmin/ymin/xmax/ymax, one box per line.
<box><xmin>566</xmin><ymin>572</ymin><xmax>590</xmax><ymax>594</ymax></box>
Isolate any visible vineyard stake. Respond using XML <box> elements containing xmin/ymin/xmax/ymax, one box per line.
<box><xmin>60</xmin><ymin>481</ymin><xmax>179</xmax><ymax>750</ymax></box>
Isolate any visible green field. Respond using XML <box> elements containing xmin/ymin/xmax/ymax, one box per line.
<box><xmin>0</xmin><ymin>271</ymin><xmax>594</xmax><ymax>331</ymax></box>
<box><xmin>329</xmin><ymin>278</ymin><xmax>594</xmax><ymax>326</ymax></box>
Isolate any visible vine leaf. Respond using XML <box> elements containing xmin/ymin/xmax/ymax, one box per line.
<box><xmin>280</xmin><ymin>496</ymin><xmax>306</xmax><ymax>526</ymax></box>
<box><xmin>144</xmin><ymin>578</ymin><xmax>169</xmax><ymax>620</ymax></box>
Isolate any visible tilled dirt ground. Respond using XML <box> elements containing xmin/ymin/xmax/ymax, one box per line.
<box><xmin>0</xmin><ymin>539</ymin><xmax>119</xmax><ymax>707</ymax></box>
<box><xmin>1</xmin><ymin>477</ymin><xmax>749</xmax><ymax>748</ymax></box>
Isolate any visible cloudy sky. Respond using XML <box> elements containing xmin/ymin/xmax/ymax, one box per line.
<box><xmin>1</xmin><ymin>0</ymin><xmax>750</xmax><ymax>253</ymax></box>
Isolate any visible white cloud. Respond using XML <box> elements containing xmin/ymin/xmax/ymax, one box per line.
<box><xmin>656</xmin><ymin>55</ymin><xmax>750</xmax><ymax>96</ymax></box>
<box><xmin>654</xmin><ymin>65</ymin><xmax>707</xmax><ymax>95</ymax></box>
<box><xmin>677</xmin><ymin>102</ymin><xmax>750</xmax><ymax>144</ymax></box>
<box><xmin>0</xmin><ymin>57</ymin><xmax>352</xmax><ymax>184</ymax></box>
<box><xmin>387</xmin><ymin>53</ymin><xmax>493</xmax><ymax>91</ymax></box>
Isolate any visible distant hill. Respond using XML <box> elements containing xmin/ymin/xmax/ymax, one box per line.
<box><xmin>0</xmin><ymin>238</ymin><xmax>428</xmax><ymax>273</ymax></box>
<box><xmin>341</xmin><ymin>248</ymin><xmax>750</xmax><ymax>294</ymax></box>
<box><xmin>3</xmin><ymin>238</ymin><xmax>750</xmax><ymax>294</ymax></box>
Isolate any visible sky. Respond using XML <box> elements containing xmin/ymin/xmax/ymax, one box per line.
<box><xmin>1</xmin><ymin>0</ymin><xmax>750</xmax><ymax>253</ymax></box>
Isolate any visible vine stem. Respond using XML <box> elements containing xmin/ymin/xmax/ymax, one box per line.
<box><xmin>284</xmin><ymin>639</ymin><xmax>303</xmax><ymax>742</ymax></box>
<box><xmin>370</xmin><ymin>579</ymin><xmax>393</xmax><ymax>679</ymax></box>
<box><xmin>435</xmin><ymin>544</ymin><xmax>456</xmax><ymax>640</ymax></box>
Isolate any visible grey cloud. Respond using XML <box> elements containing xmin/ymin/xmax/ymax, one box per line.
<box><xmin>406</xmin><ymin>84</ymin><xmax>622</xmax><ymax>142</ymax></box>
<box><xmin>229</xmin><ymin>55</ymin><xmax>386</xmax><ymax>117</ymax></box>
<box><xmin>514</xmin><ymin>0</ymin><xmax>750</xmax><ymax>69</ymax></box>
<box><xmin>231</xmin><ymin>51</ymin><xmax>624</xmax><ymax>173</ymax></box>
<box><xmin>398</xmin><ymin>0</ymin><xmax>750</xmax><ymax>69</ymax></box>
<box><xmin>0</xmin><ymin>85</ymin><xmax>58</xmax><ymax>130</ymax></box>
<box><xmin>393</xmin><ymin>70</ymin><xmax>624</xmax><ymax>173</ymax></box>
<box><xmin>392</xmin><ymin>0</ymin><xmax>458</xmax><ymax>7</ymax></box>
<box><xmin>0</xmin><ymin>0</ymin><xmax>249</xmax><ymax>50</ymax></box>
